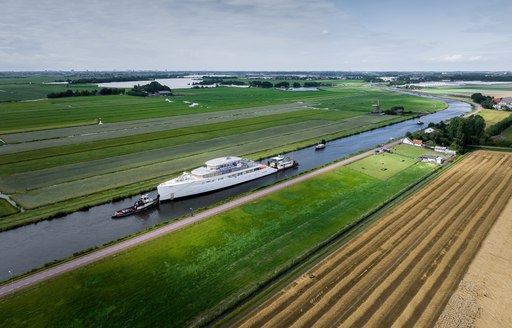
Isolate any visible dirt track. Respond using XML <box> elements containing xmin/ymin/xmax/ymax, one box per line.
<box><xmin>236</xmin><ymin>151</ymin><xmax>512</xmax><ymax>328</ymax></box>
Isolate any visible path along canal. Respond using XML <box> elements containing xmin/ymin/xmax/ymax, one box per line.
<box><xmin>0</xmin><ymin>94</ymin><xmax>471</xmax><ymax>282</ymax></box>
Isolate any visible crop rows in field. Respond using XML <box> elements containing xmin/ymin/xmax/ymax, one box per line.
<box><xmin>0</xmin><ymin>103</ymin><xmax>313</xmax><ymax>153</ymax></box>
<box><xmin>0</xmin><ymin>108</ymin><xmax>362</xmax><ymax>172</ymax></box>
<box><xmin>238</xmin><ymin>151</ymin><xmax>512</xmax><ymax>328</ymax></box>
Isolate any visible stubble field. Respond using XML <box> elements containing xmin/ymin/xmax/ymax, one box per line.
<box><xmin>237</xmin><ymin>151</ymin><xmax>512</xmax><ymax>328</ymax></box>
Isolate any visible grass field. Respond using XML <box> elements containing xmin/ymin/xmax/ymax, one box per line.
<box><xmin>0</xmin><ymin>149</ymin><xmax>437</xmax><ymax>327</ymax></box>
<box><xmin>0</xmin><ymin>83</ymin><xmax>446</xmax><ymax>230</ymax></box>
<box><xmin>390</xmin><ymin>143</ymin><xmax>447</xmax><ymax>158</ymax></box>
<box><xmin>502</xmin><ymin>125</ymin><xmax>512</xmax><ymax>141</ymax></box>
<box><xmin>479</xmin><ymin>109</ymin><xmax>511</xmax><ymax>127</ymax></box>
<box><xmin>0</xmin><ymin>78</ymin><xmax>99</xmax><ymax>103</ymax></box>
<box><xmin>0</xmin><ymin>199</ymin><xmax>18</xmax><ymax>218</ymax></box>
<box><xmin>420</xmin><ymin>83</ymin><xmax>512</xmax><ymax>97</ymax></box>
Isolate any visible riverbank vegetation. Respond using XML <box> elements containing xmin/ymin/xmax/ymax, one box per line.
<box><xmin>0</xmin><ymin>83</ymin><xmax>446</xmax><ymax>231</ymax></box>
<box><xmin>0</xmin><ymin>199</ymin><xmax>18</xmax><ymax>218</ymax></box>
<box><xmin>0</xmin><ymin>146</ymin><xmax>439</xmax><ymax>327</ymax></box>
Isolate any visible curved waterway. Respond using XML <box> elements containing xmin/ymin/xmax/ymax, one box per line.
<box><xmin>0</xmin><ymin>94</ymin><xmax>471</xmax><ymax>282</ymax></box>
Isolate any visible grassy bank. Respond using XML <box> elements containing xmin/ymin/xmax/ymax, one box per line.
<box><xmin>0</xmin><ymin>199</ymin><xmax>18</xmax><ymax>218</ymax></box>
<box><xmin>0</xmin><ymin>147</ymin><xmax>437</xmax><ymax>327</ymax></box>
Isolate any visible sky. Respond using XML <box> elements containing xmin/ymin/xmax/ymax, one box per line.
<box><xmin>1</xmin><ymin>0</ymin><xmax>511</xmax><ymax>71</ymax></box>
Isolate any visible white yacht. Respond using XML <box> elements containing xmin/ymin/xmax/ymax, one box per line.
<box><xmin>157</xmin><ymin>156</ymin><xmax>277</xmax><ymax>201</ymax></box>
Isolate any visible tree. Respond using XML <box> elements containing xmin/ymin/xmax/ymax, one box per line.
<box><xmin>275</xmin><ymin>81</ymin><xmax>290</xmax><ymax>89</ymax></box>
<box><xmin>261</xmin><ymin>81</ymin><xmax>273</xmax><ymax>88</ymax></box>
<box><xmin>293</xmin><ymin>82</ymin><xmax>301</xmax><ymax>88</ymax></box>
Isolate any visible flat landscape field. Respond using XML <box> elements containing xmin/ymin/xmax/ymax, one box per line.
<box><xmin>420</xmin><ymin>83</ymin><xmax>512</xmax><ymax>98</ymax></box>
<box><xmin>237</xmin><ymin>151</ymin><xmax>512</xmax><ymax>328</ymax></box>
<box><xmin>479</xmin><ymin>109</ymin><xmax>511</xmax><ymax>127</ymax></box>
<box><xmin>0</xmin><ymin>83</ymin><xmax>446</xmax><ymax>230</ymax></box>
<box><xmin>0</xmin><ymin>147</ymin><xmax>437</xmax><ymax>327</ymax></box>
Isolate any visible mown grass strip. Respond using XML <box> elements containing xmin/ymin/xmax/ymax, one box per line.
<box><xmin>0</xmin><ymin>199</ymin><xmax>18</xmax><ymax>218</ymax></box>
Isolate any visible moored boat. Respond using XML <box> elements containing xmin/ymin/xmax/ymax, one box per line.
<box><xmin>315</xmin><ymin>139</ymin><xmax>326</xmax><ymax>150</ymax></box>
<box><xmin>268</xmin><ymin>155</ymin><xmax>298</xmax><ymax>170</ymax></box>
<box><xmin>112</xmin><ymin>194</ymin><xmax>160</xmax><ymax>218</ymax></box>
<box><xmin>157</xmin><ymin>156</ymin><xmax>277</xmax><ymax>201</ymax></box>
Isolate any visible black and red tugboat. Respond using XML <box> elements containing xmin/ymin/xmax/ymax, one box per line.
<box><xmin>112</xmin><ymin>194</ymin><xmax>160</xmax><ymax>218</ymax></box>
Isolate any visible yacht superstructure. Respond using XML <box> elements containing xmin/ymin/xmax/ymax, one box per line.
<box><xmin>157</xmin><ymin>156</ymin><xmax>276</xmax><ymax>201</ymax></box>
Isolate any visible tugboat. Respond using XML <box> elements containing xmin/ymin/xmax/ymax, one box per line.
<box><xmin>112</xmin><ymin>194</ymin><xmax>160</xmax><ymax>218</ymax></box>
<box><xmin>268</xmin><ymin>155</ymin><xmax>299</xmax><ymax>171</ymax></box>
<box><xmin>315</xmin><ymin>139</ymin><xmax>326</xmax><ymax>150</ymax></box>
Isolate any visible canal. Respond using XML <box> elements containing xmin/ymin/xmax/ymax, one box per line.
<box><xmin>0</xmin><ymin>95</ymin><xmax>471</xmax><ymax>282</ymax></box>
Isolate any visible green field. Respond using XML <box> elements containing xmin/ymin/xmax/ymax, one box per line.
<box><xmin>479</xmin><ymin>109</ymin><xmax>511</xmax><ymax>127</ymax></box>
<box><xmin>0</xmin><ymin>83</ymin><xmax>446</xmax><ymax>230</ymax></box>
<box><xmin>390</xmin><ymin>143</ymin><xmax>447</xmax><ymax>158</ymax></box>
<box><xmin>0</xmin><ymin>149</ymin><xmax>437</xmax><ymax>327</ymax></box>
<box><xmin>0</xmin><ymin>199</ymin><xmax>18</xmax><ymax>218</ymax></box>
<box><xmin>0</xmin><ymin>77</ymin><xmax>99</xmax><ymax>103</ymax></box>
<box><xmin>503</xmin><ymin>126</ymin><xmax>512</xmax><ymax>140</ymax></box>
<box><xmin>420</xmin><ymin>83</ymin><xmax>512</xmax><ymax>97</ymax></box>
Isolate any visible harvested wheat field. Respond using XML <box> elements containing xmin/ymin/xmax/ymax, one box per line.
<box><xmin>236</xmin><ymin>151</ymin><xmax>512</xmax><ymax>328</ymax></box>
<box><xmin>435</xmin><ymin>188</ymin><xmax>512</xmax><ymax>328</ymax></box>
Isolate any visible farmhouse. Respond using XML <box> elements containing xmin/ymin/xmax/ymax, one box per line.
<box><xmin>403</xmin><ymin>137</ymin><xmax>423</xmax><ymax>147</ymax></box>
<box><xmin>497</xmin><ymin>97</ymin><xmax>512</xmax><ymax>110</ymax></box>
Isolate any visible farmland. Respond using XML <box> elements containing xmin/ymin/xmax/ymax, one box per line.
<box><xmin>0</xmin><ymin>146</ymin><xmax>438</xmax><ymax>327</ymax></box>
<box><xmin>237</xmin><ymin>151</ymin><xmax>512</xmax><ymax>328</ymax></box>
<box><xmin>0</xmin><ymin>83</ymin><xmax>446</xmax><ymax>230</ymax></box>
<box><xmin>0</xmin><ymin>199</ymin><xmax>18</xmax><ymax>218</ymax></box>
<box><xmin>479</xmin><ymin>109</ymin><xmax>511</xmax><ymax>127</ymax></box>
<box><xmin>420</xmin><ymin>83</ymin><xmax>512</xmax><ymax>98</ymax></box>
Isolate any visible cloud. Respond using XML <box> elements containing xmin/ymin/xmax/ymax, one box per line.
<box><xmin>0</xmin><ymin>0</ymin><xmax>509</xmax><ymax>70</ymax></box>
<box><xmin>429</xmin><ymin>54</ymin><xmax>485</xmax><ymax>63</ymax></box>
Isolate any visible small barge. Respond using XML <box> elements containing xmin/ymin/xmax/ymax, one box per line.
<box><xmin>112</xmin><ymin>194</ymin><xmax>160</xmax><ymax>218</ymax></box>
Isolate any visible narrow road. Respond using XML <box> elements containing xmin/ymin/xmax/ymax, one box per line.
<box><xmin>0</xmin><ymin>140</ymin><xmax>401</xmax><ymax>298</ymax></box>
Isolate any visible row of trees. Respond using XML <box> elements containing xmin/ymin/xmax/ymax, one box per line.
<box><xmin>471</xmin><ymin>93</ymin><xmax>494</xmax><ymax>109</ymax></box>
<box><xmin>406</xmin><ymin>115</ymin><xmax>486</xmax><ymax>152</ymax></box>
<box><xmin>47</xmin><ymin>88</ymin><xmax>124</xmax><ymax>98</ymax></box>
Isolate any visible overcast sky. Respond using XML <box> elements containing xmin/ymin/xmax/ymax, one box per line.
<box><xmin>1</xmin><ymin>0</ymin><xmax>511</xmax><ymax>71</ymax></box>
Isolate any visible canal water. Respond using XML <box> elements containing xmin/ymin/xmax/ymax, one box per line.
<box><xmin>0</xmin><ymin>95</ymin><xmax>471</xmax><ymax>282</ymax></box>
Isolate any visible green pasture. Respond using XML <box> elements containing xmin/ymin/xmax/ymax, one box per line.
<box><xmin>0</xmin><ymin>153</ymin><xmax>436</xmax><ymax>327</ymax></box>
<box><xmin>479</xmin><ymin>109</ymin><xmax>511</xmax><ymax>127</ymax></box>
<box><xmin>0</xmin><ymin>82</ymin><xmax>98</xmax><ymax>103</ymax></box>
<box><xmin>0</xmin><ymin>85</ymin><xmax>444</xmax><ymax>134</ymax></box>
<box><xmin>420</xmin><ymin>83</ymin><xmax>512</xmax><ymax>97</ymax></box>
<box><xmin>502</xmin><ymin>126</ymin><xmax>512</xmax><ymax>140</ymax></box>
<box><xmin>390</xmin><ymin>143</ymin><xmax>446</xmax><ymax>158</ymax></box>
<box><xmin>349</xmin><ymin>153</ymin><xmax>417</xmax><ymax>180</ymax></box>
<box><xmin>0</xmin><ymin>199</ymin><xmax>18</xmax><ymax>218</ymax></box>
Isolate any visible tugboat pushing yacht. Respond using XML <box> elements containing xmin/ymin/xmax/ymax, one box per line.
<box><xmin>112</xmin><ymin>194</ymin><xmax>160</xmax><ymax>218</ymax></box>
